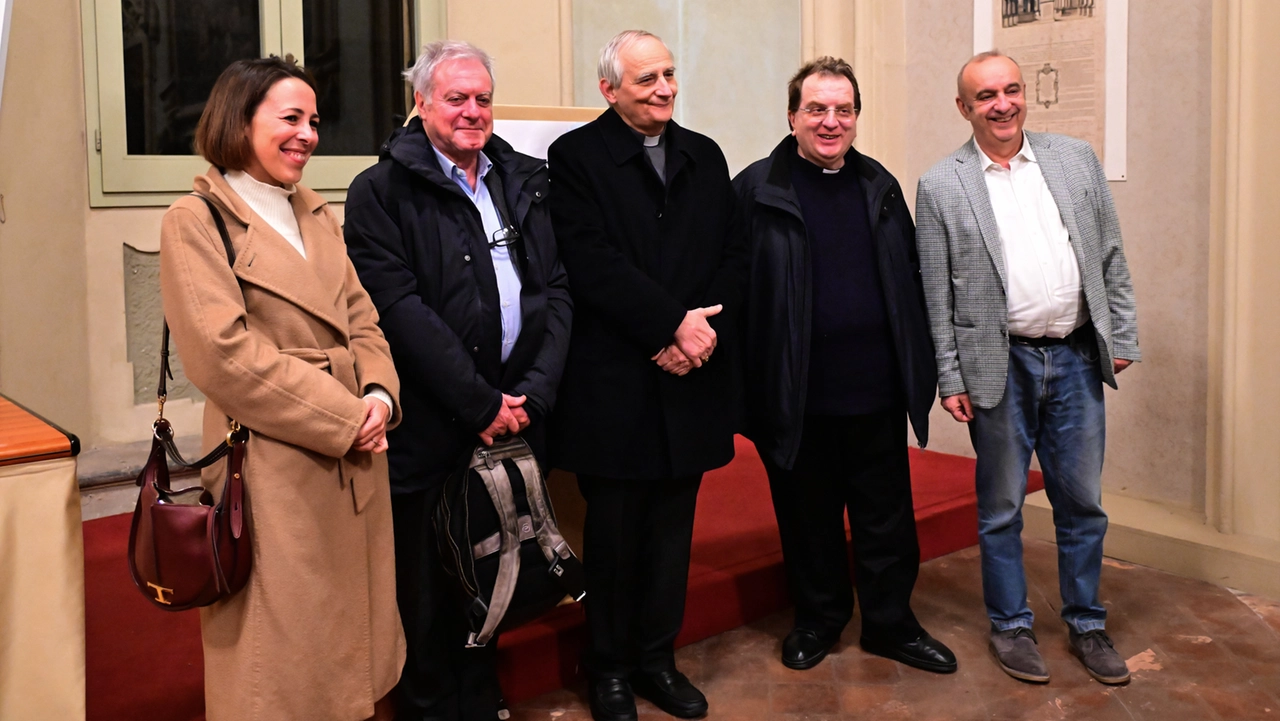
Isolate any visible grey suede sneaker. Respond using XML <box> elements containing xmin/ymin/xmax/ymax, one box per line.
<box><xmin>990</xmin><ymin>627</ymin><xmax>1050</xmax><ymax>683</ymax></box>
<box><xmin>1068</xmin><ymin>629</ymin><xmax>1131</xmax><ymax>684</ymax></box>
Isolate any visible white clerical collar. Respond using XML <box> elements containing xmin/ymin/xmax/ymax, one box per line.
<box><xmin>795</xmin><ymin>151</ymin><xmax>842</xmax><ymax>174</ymax></box>
<box><xmin>642</xmin><ymin>134</ymin><xmax>660</xmax><ymax>147</ymax></box>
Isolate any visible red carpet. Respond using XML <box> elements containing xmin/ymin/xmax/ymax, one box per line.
<box><xmin>85</xmin><ymin>437</ymin><xmax>1042</xmax><ymax>720</ymax></box>
<box><xmin>84</xmin><ymin>513</ymin><xmax>206</xmax><ymax>721</ymax></box>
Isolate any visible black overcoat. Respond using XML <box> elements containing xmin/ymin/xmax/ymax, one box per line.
<box><xmin>733</xmin><ymin>136</ymin><xmax>937</xmax><ymax>470</ymax></box>
<box><xmin>547</xmin><ymin>108</ymin><xmax>748</xmax><ymax>480</ymax></box>
<box><xmin>344</xmin><ymin>119</ymin><xmax>572</xmax><ymax>491</ymax></box>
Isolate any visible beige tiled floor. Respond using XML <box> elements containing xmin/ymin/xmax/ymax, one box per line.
<box><xmin>510</xmin><ymin>539</ymin><xmax>1280</xmax><ymax>720</ymax></box>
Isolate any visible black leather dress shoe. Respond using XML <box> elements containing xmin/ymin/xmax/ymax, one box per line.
<box><xmin>860</xmin><ymin>632</ymin><xmax>958</xmax><ymax>674</ymax></box>
<box><xmin>630</xmin><ymin>669</ymin><xmax>708</xmax><ymax>718</ymax></box>
<box><xmin>782</xmin><ymin>628</ymin><xmax>838</xmax><ymax>670</ymax></box>
<box><xmin>588</xmin><ymin>677</ymin><xmax>638</xmax><ymax>721</ymax></box>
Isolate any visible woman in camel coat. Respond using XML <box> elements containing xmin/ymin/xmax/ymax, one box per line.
<box><xmin>159</xmin><ymin>56</ymin><xmax>404</xmax><ymax>720</ymax></box>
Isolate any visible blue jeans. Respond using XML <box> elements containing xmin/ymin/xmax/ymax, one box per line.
<box><xmin>969</xmin><ymin>339</ymin><xmax>1109</xmax><ymax>634</ymax></box>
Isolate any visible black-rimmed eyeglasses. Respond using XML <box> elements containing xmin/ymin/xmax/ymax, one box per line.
<box><xmin>489</xmin><ymin>225</ymin><xmax>521</xmax><ymax>248</ymax></box>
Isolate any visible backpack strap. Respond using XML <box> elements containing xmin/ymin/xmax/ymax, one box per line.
<box><xmin>465</xmin><ymin>454</ymin><xmax>523</xmax><ymax>648</ymax></box>
<box><xmin>511</xmin><ymin>453</ymin><xmax>585</xmax><ymax>601</ymax></box>
<box><xmin>462</xmin><ymin>438</ymin><xmax>587</xmax><ymax>646</ymax></box>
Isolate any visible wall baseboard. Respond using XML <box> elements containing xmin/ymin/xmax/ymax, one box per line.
<box><xmin>1024</xmin><ymin>490</ymin><xmax>1280</xmax><ymax>600</ymax></box>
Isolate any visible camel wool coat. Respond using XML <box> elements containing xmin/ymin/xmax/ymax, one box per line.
<box><xmin>160</xmin><ymin>168</ymin><xmax>406</xmax><ymax>721</ymax></box>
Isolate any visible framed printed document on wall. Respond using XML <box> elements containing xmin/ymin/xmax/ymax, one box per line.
<box><xmin>973</xmin><ymin>0</ymin><xmax>1128</xmax><ymax>181</ymax></box>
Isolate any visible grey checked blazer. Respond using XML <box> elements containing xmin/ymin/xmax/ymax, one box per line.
<box><xmin>914</xmin><ymin>132</ymin><xmax>1140</xmax><ymax>409</ymax></box>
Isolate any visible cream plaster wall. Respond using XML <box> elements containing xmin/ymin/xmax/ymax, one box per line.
<box><xmin>83</xmin><ymin>205</ymin><xmax>204</xmax><ymax>446</ymax></box>
<box><xmin>903</xmin><ymin>0</ymin><xmax>1212</xmax><ymax>513</ymax></box>
<box><xmin>678</xmin><ymin>0</ymin><xmax>799</xmax><ymax>174</ymax></box>
<box><xmin>1209</xmin><ymin>0</ymin><xmax>1280</xmax><ymax>543</ymax></box>
<box><xmin>571</xmin><ymin>0</ymin><xmax>797</xmax><ymax>175</ymax></box>
<box><xmin>0</xmin><ymin>0</ymin><xmax>93</xmax><ymax>436</ymax></box>
<box><xmin>446</xmin><ymin>0</ymin><xmax>573</xmax><ymax>106</ymax></box>
<box><xmin>1106</xmin><ymin>0</ymin><xmax>1212</xmax><ymax>512</ymax></box>
<box><xmin>802</xmin><ymin>0</ymin><xmax>854</xmax><ymax>62</ymax></box>
<box><xmin>571</xmin><ymin>1</ymin><xmax>677</xmax><ymax>114</ymax></box>
<box><xmin>903</xmin><ymin>0</ymin><xmax>973</xmax><ymax>208</ymax></box>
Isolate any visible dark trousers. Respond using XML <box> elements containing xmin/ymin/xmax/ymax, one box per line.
<box><xmin>577</xmin><ymin>474</ymin><xmax>702</xmax><ymax>679</ymax></box>
<box><xmin>391</xmin><ymin>486</ymin><xmax>501</xmax><ymax>721</ymax></box>
<box><xmin>761</xmin><ymin>409</ymin><xmax>925</xmax><ymax>644</ymax></box>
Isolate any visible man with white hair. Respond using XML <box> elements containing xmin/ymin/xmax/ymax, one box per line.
<box><xmin>548</xmin><ymin>30</ymin><xmax>747</xmax><ymax>721</ymax></box>
<box><xmin>345</xmin><ymin>40</ymin><xmax>573</xmax><ymax>719</ymax></box>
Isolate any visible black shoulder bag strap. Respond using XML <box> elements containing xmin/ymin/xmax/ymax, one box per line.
<box><xmin>482</xmin><ymin>167</ymin><xmax>514</xmax><ymax>231</ymax></box>
<box><xmin>482</xmin><ymin>168</ymin><xmax>528</xmax><ymax>276</ymax></box>
<box><xmin>153</xmin><ymin>194</ymin><xmax>247</xmax><ymax>469</ymax></box>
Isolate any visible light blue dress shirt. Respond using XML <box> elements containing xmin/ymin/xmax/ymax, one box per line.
<box><xmin>432</xmin><ymin>145</ymin><xmax>523</xmax><ymax>363</ymax></box>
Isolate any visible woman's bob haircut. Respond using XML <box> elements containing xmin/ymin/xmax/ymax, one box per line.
<box><xmin>194</xmin><ymin>54</ymin><xmax>316</xmax><ymax>171</ymax></box>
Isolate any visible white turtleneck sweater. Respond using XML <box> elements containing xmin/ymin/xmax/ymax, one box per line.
<box><xmin>224</xmin><ymin>170</ymin><xmax>307</xmax><ymax>258</ymax></box>
<box><xmin>222</xmin><ymin>170</ymin><xmax>393</xmax><ymax>419</ymax></box>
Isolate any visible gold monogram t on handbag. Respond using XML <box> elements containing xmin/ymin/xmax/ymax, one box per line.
<box><xmin>127</xmin><ymin>195</ymin><xmax>252</xmax><ymax>611</ymax></box>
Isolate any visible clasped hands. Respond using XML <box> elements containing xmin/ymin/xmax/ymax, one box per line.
<box><xmin>354</xmin><ymin>390</ymin><xmax>531</xmax><ymax>450</ymax></box>
<box><xmin>351</xmin><ymin>397</ymin><xmax>391</xmax><ymax>453</ymax></box>
<box><xmin>479</xmin><ymin>393</ymin><xmax>531</xmax><ymax>446</ymax></box>
<box><xmin>652</xmin><ymin>305</ymin><xmax>722</xmax><ymax>377</ymax></box>
<box><xmin>476</xmin><ymin>304</ymin><xmax>732</xmax><ymax>442</ymax></box>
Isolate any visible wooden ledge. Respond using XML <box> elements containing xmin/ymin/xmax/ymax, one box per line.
<box><xmin>0</xmin><ymin>394</ymin><xmax>80</xmax><ymax>467</ymax></box>
<box><xmin>405</xmin><ymin>104</ymin><xmax>604</xmax><ymax>124</ymax></box>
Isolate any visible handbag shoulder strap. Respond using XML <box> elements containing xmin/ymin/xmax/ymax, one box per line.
<box><xmin>153</xmin><ymin>194</ymin><xmax>246</xmax><ymax>470</ymax></box>
<box><xmin>193</xmin><ymin>194</ymin><xmax>237</xmax><ymax>265</ymax></box>
<box><xmin>159</xmin><ymin>194</ymin><xmax>237</xmax><ymax>397</ymax></box>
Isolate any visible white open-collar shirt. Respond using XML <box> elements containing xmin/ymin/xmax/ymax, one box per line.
<box><xmin>975</xmin><ymin>134</ymin><xmax>1088</xmax><ymax>339</ymax></box>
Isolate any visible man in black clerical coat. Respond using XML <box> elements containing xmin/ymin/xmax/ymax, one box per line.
<box><xmin>547</xmin><ymin>29</ymin><xmax>747</xmax><ymax>721</ymax></box>
<box><xmin>733</xmin><ymin>57</ymin><xmax>956</xmax><ymax>676</ymax></box>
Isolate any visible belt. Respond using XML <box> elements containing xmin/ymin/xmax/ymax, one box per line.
<box><xmin>1009</xmin><ymin>323</ymin><xmax>1092</xmax><ymax>348</ymax></box>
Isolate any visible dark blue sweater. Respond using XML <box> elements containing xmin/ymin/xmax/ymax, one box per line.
<box><xmin>790</xmin><ymin>155</ymin><xmax>899</xmax><ymax>416</ymax></box>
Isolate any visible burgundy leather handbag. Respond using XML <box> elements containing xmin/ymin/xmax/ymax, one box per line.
<box><xmin>127</xmin><ymin>195</ymin><xmax>252</xmax><ymax>611</ymax></box>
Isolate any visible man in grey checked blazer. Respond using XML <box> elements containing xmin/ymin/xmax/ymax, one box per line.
<box><xmin>915</xmin><ymin>52</ymin><xmax>1140</xmax><ymax>686</ymax></box>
